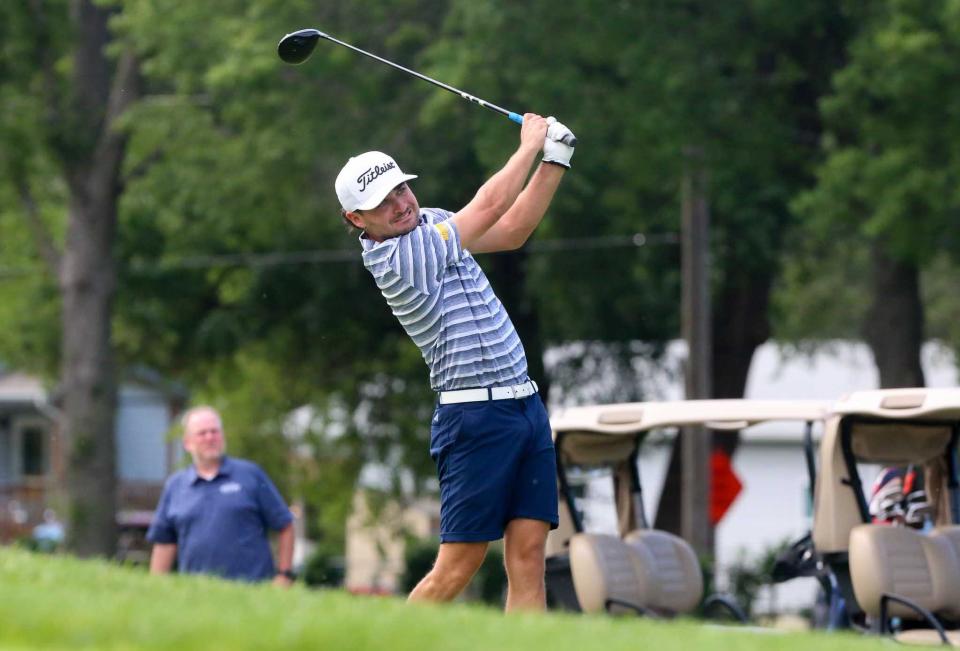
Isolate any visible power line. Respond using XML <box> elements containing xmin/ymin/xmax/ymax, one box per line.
<box><xmin>526</xmin><ymin>232</ymin><xmax>677</xmax><ymax>252</ymax></box>
<box><xmin>0</xmin><ymin>232</ymin><xmax>678</xmax><ymax>279</ymax></box>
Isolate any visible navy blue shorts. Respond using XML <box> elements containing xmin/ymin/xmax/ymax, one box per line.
<box><xmin>429</xmin><ymin>394</ymin><xmax>559</xmax><ymax>543</ymax></box>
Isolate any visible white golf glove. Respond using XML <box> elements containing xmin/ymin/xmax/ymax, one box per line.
<box><xmin>542</xmin><ymin>116</ymin><xmax>575</xmax><ymax>168</ymax></box>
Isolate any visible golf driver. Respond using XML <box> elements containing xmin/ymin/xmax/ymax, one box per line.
<box><xmin>277</xmin><ymin>28</ymin><xmax>577</xmax><ymax>146</ymax></box>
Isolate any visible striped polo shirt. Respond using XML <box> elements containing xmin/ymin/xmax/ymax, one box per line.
<box><xmin>360</xmin><ymin>208</ymin><xmax>528</xmax><ymax>391</ymax></box>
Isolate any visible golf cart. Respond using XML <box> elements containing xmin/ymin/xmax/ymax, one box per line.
<box><xmin>811</xmin><ymin>388</ymin><xmax>960</xmax><ymax>644</ymax></box>
<box><xmin>545</xmin><ymin>398</ymin><xmax>830</xmax><ymax>620</ymax></box>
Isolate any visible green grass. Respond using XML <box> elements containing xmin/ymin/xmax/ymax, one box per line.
<box><xmin>0</xmin><ymin>547</ymin><xmax>887</xmax><ymax>651</ymax></box>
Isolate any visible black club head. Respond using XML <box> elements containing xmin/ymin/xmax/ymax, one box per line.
<box><xmin>278</xmin><ymin>29</ymin><xmax>322</xmax><ymax>64</ymax></box>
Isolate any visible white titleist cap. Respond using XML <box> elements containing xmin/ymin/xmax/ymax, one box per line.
<box><xmin>335</xmin><ymin>151</ymin><xmax>418</xmax><ymax>212</ymax></box>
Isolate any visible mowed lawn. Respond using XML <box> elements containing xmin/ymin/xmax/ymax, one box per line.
<box><xmin>0</xmin><ymin>548</ymin><xmax>885</xmax><ymax>651</ymax></box>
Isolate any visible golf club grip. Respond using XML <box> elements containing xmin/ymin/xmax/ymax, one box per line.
<box><xmin>509</xmin><ymin>113</ymin><xmax>577</xmax><ymax>147</ymax></box>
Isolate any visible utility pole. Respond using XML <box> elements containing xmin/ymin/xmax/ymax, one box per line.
<box><xmin>680</xmin><ymin>146</ymin><xmax>712</xmax><ymax>558</ymax></box>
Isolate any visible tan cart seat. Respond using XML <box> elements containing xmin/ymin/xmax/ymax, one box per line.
<box><xmin>623</xmin><ymin>529</ymin><xmax>703</xmax><ymax>614</ymax></box>
<box><xmin>569</xmin><ymin>530</ymin><xmax>706</xmax><ymax>617</ymax></box>
<box><xmin>850</xmin><ymin>524</ymin><xmax>960</xmax><ymax>644</ymax></box>
<box><xmin>569</xmin><ymin>532</ymin><xmax>652</xmax><ymax>614</ymax></box>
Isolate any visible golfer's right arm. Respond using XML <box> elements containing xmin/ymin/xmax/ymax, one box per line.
<box><xmin>451</xmin><ymin>113</ymin><xmax>548</xmax><ymax>249</ymax></box>
<box><xmin>150</xmin><ymin>543</ymin><xmax>177</xmax><ymax>574</ymax></box>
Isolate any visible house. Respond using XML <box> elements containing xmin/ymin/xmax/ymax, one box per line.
<box><xmin>344</xmin><ymin>490</ymin><xmax>439</xmax><ymax>594</ymax></box>
<box><xmin>0</xmin><ymin>368</ymin><xmax>186</xmax><ymax>546</ymax></box>
<box><xmin>0</xmin><ymin>373</ymin><xmax>55</xmax><ymax>541</ymax></box>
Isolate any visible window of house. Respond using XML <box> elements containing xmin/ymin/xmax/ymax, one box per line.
<box><xmin>21</xmin><ymin>424</ymin><xmax>47</xmax><ymax>476</ymax></box>
<box><xmin>0</xmin><ymin>422</ymin><xmax>10</xmax><ymax>483</ymax></box>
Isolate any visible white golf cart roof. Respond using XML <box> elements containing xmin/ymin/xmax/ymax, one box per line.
<box><xmin>832</xmin><ymin>387</ymin><xmax>960</xmax><ymax>421</ymax></box>
<box><xmin>550</xmin><ymin>399</ymin><xmax>831</xmax><ymax>466</ymax></box>
<box><xmin>551</xmin><ymin>399</ymin><xmax>830</xmax><ymax>435</ymax></box>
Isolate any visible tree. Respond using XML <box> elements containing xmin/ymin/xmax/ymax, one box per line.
<box><xmin>11</xmin><ymin>0</ymin><xmax>954</xmax><ymax>560</ymax></box>
<box><xmin>788</xmin><ymin>0</ymin><xmax>960</xmax><ymax>388</ymax></box>
<box><xmin>110</xmin><ymin>0</ymin><xmax>464</xmax><ymax>545</ymax></box>
<box><xmin>413</xmin><ymin>1</ymin><xmax>862</xmax><ymax>542</ymax></box>
<box><xmin>0</xmin><ymin>0</ymin><xmax>140</xmax><ymax>555</ymax></box>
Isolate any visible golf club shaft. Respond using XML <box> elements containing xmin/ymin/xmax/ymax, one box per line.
<box><xmin>317</xmin><ymin>30</ymin><xmax>521</xmax><ymax>123</ymax></box>
<box><xmin>305</xmin><ymin>30</ymin><xmax>576</xmax><ymax>146</ymax></box>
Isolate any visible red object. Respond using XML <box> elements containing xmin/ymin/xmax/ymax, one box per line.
<box><xmin>710</xmin><ymin>449</ymin><xmax>743</xmax><ymax>525</ymax></box>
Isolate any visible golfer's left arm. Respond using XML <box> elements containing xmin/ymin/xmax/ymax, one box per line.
<box><xmin>469</xmin><ymin>163</ymin><xmax>565</xmax><ymax>253</ymax></box>
<box><xmin>470</xmin><ymin>119</ymin><xmax>575</xmax><ymax>254</ymax></box>
<box><xmin>272</xmin><ymin>523</ymin><xmax>295</xmax><ymax>587</ymax></box>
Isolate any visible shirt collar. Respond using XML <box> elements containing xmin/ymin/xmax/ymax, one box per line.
<box><xmin>359</xmin><ymin>231</ymin><xmax>377</xmax><ymax>251</ymax></box>
<box><xmin>358</xmin><ymin>215</ymin><xmax>426</xmax><ymax>251</ymax></box>
<box><xmin>188</xmin><ymin>455</ymin><xmax>232</xmax><ymax>484</ymax></box>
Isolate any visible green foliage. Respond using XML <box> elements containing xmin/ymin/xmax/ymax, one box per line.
<box><xmin>474</xmin><ymin>547</ymin><xmax>507</xmax><ymax>606</ymax></box>
<box><xmin>807</xmin><ymin>0</ymin><xmax>960</xmax><ymax>256</ymax></box>
<box><xmin>98</xmin><ymin>0</ymin><xmax>460</xmax><ymax>546</ymax></box>
<box><xmin>301</xmin><ymin>548</ymin><xmax>345</xmax><ymax>588</ymax></box>
<box><xmin>0</xmin><ymin>0</ymin><xmax>70</xmax><ymax>377</ymax></box>
<box><xmin>723</xmin><ymin>539</ymin><xmax>794</xmax><ymax>620</ymax></box>
<box><xmin>771</xmin><ymin>232</ymin><xmax>871</xmax><ymax>342</ymax></box>
<box><xmin>433</xmin><ymin>2</ymin><xmax>855</xmax><ymax>350</ymax></box>
<box><xmin>777</xmin><ymin>0</ymin><xmax>960</xmax><ymax>345</ymax></box>
<box><xmin>401</xmin><ymin>539</ymin><xmax>437</xmax><ymax>594</ymax></box>
<box><xmin>923</xmin><ymin>254</ymin><xmax>960</xmax><ymax>353</ymax></box>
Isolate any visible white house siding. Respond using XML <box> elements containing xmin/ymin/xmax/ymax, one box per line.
<box><xmin>114</xmin><ymin>386</ymin><xmax>178</xmax><ymax>482</ymax></box>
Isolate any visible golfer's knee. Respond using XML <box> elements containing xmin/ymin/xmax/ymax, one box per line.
<box><xmin>423</xmin><ymin>562</ymin><xmax>475</xmax><ymax>595</ymax></box>
<box><xmin>443</xmin><ymin>547</ymin><xmax>487</xmax><ymax>580</ymax></box>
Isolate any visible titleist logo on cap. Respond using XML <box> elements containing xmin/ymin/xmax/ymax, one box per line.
<box><xmin>335</xmin><ymin>151</ymin><xmax>417</xmax><ymax>212</ymax></box>
<box><xmin>357</xmin><ymin>161</ymin><xmax>397</xmax><ymax>192</ymax></box>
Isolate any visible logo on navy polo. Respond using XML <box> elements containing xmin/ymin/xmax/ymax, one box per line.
<box><xmin>356</xmin><ymin>161</ymin><xmax>396</xmax><ymax>192</ymax></box>
<box><xmin>219</xmin><ymin>482</ymin><xmax>242</xmax><ymax>494</ymax></box>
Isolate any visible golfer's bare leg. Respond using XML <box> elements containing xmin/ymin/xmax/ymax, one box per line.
<box><xmin>408</xmin><ymin>541</ymin><xmax>488</xmax><ymax>603</ymax></box>
<box><xmin>503</xmin><ymin>518</ymin><xmax>550</xmax><ymax>612</ymax></box>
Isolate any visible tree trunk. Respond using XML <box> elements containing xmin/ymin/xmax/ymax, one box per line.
<box><xmin>57</xmin><ymin>0</ymin><xmax>138</xmax><ymax>556</ymax></box>
<box><xmin>710</xmin><ymin>277</ymin><xmax>772</xmax><ymax>454</ymax></box>
<box><xmin>862</xmin><ymin>242</ymin><xmax>926</xmax><ymax>388</ymax></box>
<box><xmin>60</xmin><ymin>190</ymin><xmax>119</xmax><ymax>556</ymax></box>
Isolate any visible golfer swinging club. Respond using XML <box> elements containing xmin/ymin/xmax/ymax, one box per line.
<box><xmin>336</xmin><ymin>113</ymin><xmax>575</xmax><ymax>611</ymax></box>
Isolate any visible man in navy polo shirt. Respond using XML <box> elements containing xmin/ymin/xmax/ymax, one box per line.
<box><xmin>147</xmin><ymin>406</ymin><xmax>295</xmax><ymax>585</ymax></box>
<box><xmin>336</xmin><ymin>114</ymin><xmax>575</xmax><ymax>610</ymax></box>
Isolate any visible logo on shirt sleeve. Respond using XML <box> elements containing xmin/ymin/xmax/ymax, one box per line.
<box><xmin>435</xmin><ymin>222</ymin><xmax>451</xmax><ymax>241</ymax></box>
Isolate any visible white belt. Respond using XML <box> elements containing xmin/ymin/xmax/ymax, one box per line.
<box><xmin>438</xmin><ymin>380</ymin><xmax>539</xmax><ymax>405</ymax></box>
